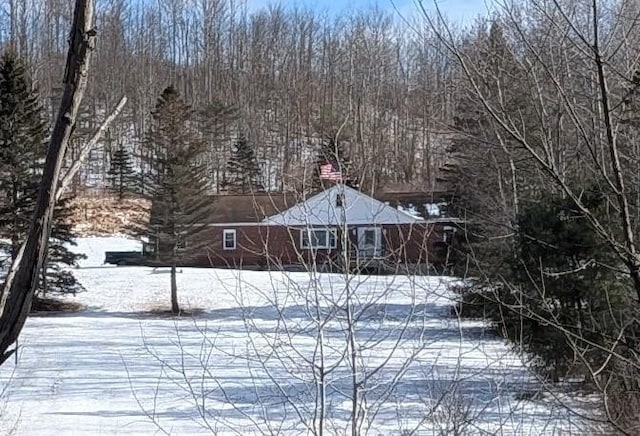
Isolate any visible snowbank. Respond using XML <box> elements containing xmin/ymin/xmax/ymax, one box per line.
<box><xmin>70</xmin><ymin>235</ymin><xmax>141</xmax><ymax>268</ymax></box>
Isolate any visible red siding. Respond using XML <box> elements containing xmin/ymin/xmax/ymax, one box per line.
<box><xmin>186</xmin><ymin>223</ymin><xmax>446</xmax><ymax>270</ymax></box>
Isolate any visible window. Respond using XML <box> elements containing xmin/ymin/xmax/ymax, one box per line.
<box><xmin>301</xmin><ymin>228</ymin><xmax>337</xmax><ymax>249</ymax></box>
<box><xmin>363</xmin><ymin>229</ymin><xmax>376</xmax><ymax>246</ymax></box>
<box><xmin>336</xmin><ymin>193</ymin><xmax>344</xmax><ymax>207</ymax></box>
<box><xmin>223</xmin><ymin>229</ymin><xmax>236</xmax><ymax>250</ymax></box>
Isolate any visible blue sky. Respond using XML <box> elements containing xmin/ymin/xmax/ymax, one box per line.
<box><xmin>245</xmin><ymin>0</ymin><xmax>493</xmax><ymax>24</ymax></box>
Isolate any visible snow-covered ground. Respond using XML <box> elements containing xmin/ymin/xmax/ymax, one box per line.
<box><xmin>0</xmin><ymin>237</ymin><xmax>595</xmax><ymax>435</ymax></box>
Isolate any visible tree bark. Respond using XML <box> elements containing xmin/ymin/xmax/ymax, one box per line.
<box><xmin>170</xmin><ymin>264</ymin><xmax>179</xmax><ymax>314</ymax></box>
<box><xmin>57</xmin><ymin>95</ymin><xmax>127</xmax><ymax>201</ymax></box>
<box><xmin>0</xmin><ymin>0</ymin><xmax>96</xmax><ymax>366</ymax></box>
<box><xmin>591</xmin><ymin>0</ymin><xmax>640</xmax><ymax>303</ymax></box>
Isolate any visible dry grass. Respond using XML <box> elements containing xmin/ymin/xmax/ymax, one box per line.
<box><xmin>68</xmin><ymin>193</ymin><xmax>150</xmax><ymax>237</ymax></box>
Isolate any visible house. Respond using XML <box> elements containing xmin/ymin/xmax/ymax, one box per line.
<box><xmin>176</xmin><ymin>185</ymin><xmax>453</xmax><ymax>272</ymax></box>
<box><xmin>375</xmin><ymin>188</ymin><xmax>454</xmax><ymax>220</ymax></box>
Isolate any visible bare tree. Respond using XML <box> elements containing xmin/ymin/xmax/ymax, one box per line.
<box><xmin>1</xmin><ymin>0</ymin><xmax>454</xmax><ymax>195</ymax></box>
<box><xmin>421</xmin><ymin>0</ymin><xmax>640</xmax><ymax>432</ymax></box>
<box><xmin>0</xmin><ymin>0</ymin><xmax>96</xmax><ymax>365</ymax></box>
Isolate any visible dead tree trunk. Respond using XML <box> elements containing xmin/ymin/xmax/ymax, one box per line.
<box><xmin>0</xmin><ymin>0</ymin><xmax>96</xmax><ymax>366</ymax></box>
<box><xmin>170</xmin><ymin>264</ymin><xmax>179</xmax><ymax>314</ymax></box>
<box><xmin>57</xmin><ymin>95</ymin><xmax>128</xmax><ymax>201</ymax></box>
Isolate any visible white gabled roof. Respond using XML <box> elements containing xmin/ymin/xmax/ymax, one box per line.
<box><xmin>263</xmin><ymin>185</ymin><xmax>423</xmax><ymax>226</ymax></box>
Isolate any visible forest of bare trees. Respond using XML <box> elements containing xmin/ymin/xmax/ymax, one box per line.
<box><xmin>0</xmin><ymin>0</ymin><xmax>456</xmax><ymax>195</ymax></box>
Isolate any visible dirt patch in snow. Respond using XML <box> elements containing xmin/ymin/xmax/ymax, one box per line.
<box><xmin>147</xmin><ymin>306</ymin><xmax>207</xmax><ymax>318</ymax></box>
<box><xmin>30</xmin><ymin>297</ymin><xmax>86</xmax><ymax>314</ymax></box>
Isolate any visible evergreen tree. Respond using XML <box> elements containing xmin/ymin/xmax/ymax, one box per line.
<box><xmin>197</xmin><ymin>101</ymin><xmax>238</xmax><ymax>192</ymax></box>
<box><xmin>41</xmin><ymin>197</ymin><xmax>87</xmax><ymax>296</ymax></box>
<box><xmin>313</xmin><ymin>138</ymin><xmax>355</xmax><ymax>190</ymax></box>
<box><xmin>107</xmin><ymin>144</ymin><xmax>138</xmax><ymax>199</ymax></box>
<box><xmin>438</xmin><ymin>21</ymin><xmax>536</xmax><ymax>276</ymax></box>
<box><xmin>0</xmin><ymin>51</ymin><xmax>46</xmax><ymax>260</ymax></box>
<box><xmin>0</xmin><ymin>51</ymin><xmax>84</xmax><ymax>298</ymax></box>
<box><xmin>221</xmin><ymin>136</ymin><xmax>264</xmax><ymax>194</ymax></box>
<box><xmin>312</xmin><ymin>111</ymin><xmax>356</xmax><ymax>190</ymax></box>
<box><xmin>461</xmin><ymin>190</ymin><xmax>638</xmax><ymax>382</ymax></box>
<box><xmin>144</xmin><ymin>86</ymin><xmax>214</xmax><ymax>314</ymax></box>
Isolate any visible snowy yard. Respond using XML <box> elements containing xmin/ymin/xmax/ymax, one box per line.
<box><xmin>0</xmin><ymin>238</ymin><xmax>591</xmax><ymax>435</ymax></box>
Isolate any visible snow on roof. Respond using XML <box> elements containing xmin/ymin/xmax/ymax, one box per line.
<box><xmin>426</xmin><ymin>203</ymin><xmax>441</xmax><ymax>217</ymax></box>
<box><xmin>263</xmin><ymin>185</ymin><xmax>424</xmax><ymax>226</ymax></box>
<box><xmin>396</xmin><ymin>204</ymin><xmax>423</xmax><ymax>219</ymax></box>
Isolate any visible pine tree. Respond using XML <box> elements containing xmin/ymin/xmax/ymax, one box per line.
<box><xmin>312</xmin><ymin>137</ymin><xmax>355</xmax><ymax>190</ymax></box>
<box><xmin>221</xmin><ymin>136</ymin><xmax>265</xmax><ymax>194</ymax></box>
<box><xmin>438</xmin><ymin>21</ymin><xmax>535</xmax><ymax>275</ymax></box>
<box><xmin>144</xmin><ymin>86</ymin><xmax>214</xmax><ymax>314</ymax></box>
<box><xmin>0</xmin><ymin>51</ymin><xmax>84</xmax><ymax>298</ymax></box>
<box><xmin>480</xmin><ymin>190</ymin><xmax>634</xmax><ymax>382</ymax></box>
<box><xmin>197</xmin><ymin>101</ymin><xmax>238</xmax><ymax>192</ymax></box>
<box><xmin>41</xmin><ymin>197</ymin><xmax>87</xmax><ymax>296</ymax></box>
<box><xmin>107</xmin><ymin>145</ymin><xmax>138</xmax><ymax>199</ymax></box>
<box><xmin>311</xmin><ymin>110</ymin><xmax>356</xmax><ymax>190</ymax></box>
<box><xmin>0</xmin><ymin>51</ymin><xmax>46</xmax><ymax>260</ymax></box>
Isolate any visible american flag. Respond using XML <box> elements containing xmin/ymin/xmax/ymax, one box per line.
<box><xmin>319</xmin><ymin>162</ymin><xmax>342</xmax><ymax>182</ymax></box>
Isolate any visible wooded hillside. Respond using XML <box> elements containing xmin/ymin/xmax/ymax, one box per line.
<box><xmin>1</xmin><ymin>0</ymin><xmax>455</xmax><ymax>194</ymax></box>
